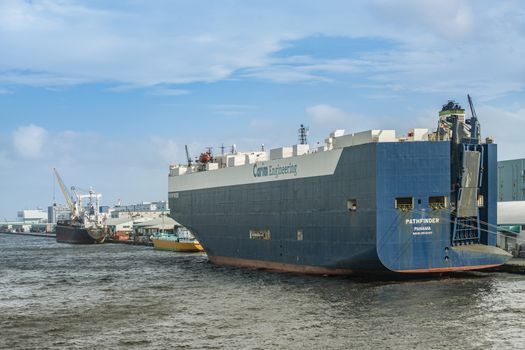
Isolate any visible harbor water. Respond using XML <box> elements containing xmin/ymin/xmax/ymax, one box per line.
<box><xmin>1</xmin><ymin>234</ymin><xmax>525</xmax><ymax>349</ymax></box>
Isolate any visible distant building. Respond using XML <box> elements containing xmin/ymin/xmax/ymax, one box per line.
<box><xmin>498</xmin><ymin>201</ymin><xmax>525</xmax><ymax>257</ymax></box>
<box><xmin>48</xmin><ymin>204</ymin><xmax>71</xmax><ymax>223</ymax></box>
<box><xmin>111</xmin><ymin>201</ymin><xmax>169</xmax><ymax>219</ymax></box>
<box><xmin>105</xmin><ymin>217</ymin><xmax>138</xmax><ymax>234</ymax></box>
<box><xmin>498</xmin><ymin>158</ymin><xmax>525</xmax><ymax>201</ymax></box>
<box><xmin>114</xmin><ymin>201</ymin><xmax>168</xmax><ymax>212</ymax></box>
<box><xmin>133</xmin><ymin>216</ymin><xmax>180</xmax><ymax>237</ymax></box>
<box><xmin>17</xmin><ymin>209</ymin><xmax>47</xmax><ymax>223</ymax></box>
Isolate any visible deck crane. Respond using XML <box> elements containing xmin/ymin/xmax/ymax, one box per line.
<box><xmin>53</xmin><ymin>168</ymin><xmax>79</xmax><ymax>220</ymax></box>
<box><xmin>185</xmin><ymin>145</ymin><xmax>192</xmax><ymax>167</ymax></box>
<box><xmin>467</xmin><ymin>94</ymin><xmax>480</xmax><ymax>141</ymax></box>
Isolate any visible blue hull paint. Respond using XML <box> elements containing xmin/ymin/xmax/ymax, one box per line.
<box><xmin>169</xmin><ymin>142</ymin><xmax>510</xmax><ymax>274</ymax></box>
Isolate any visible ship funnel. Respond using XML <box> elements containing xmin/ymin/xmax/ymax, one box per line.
<box><xmin>437</xmin><ymin>100</ymin><xmax>467</xmax><ymax>143</ymax></box>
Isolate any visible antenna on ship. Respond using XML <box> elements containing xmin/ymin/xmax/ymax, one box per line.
<box><xmin>220</xmin><ymin>144</ymin><xmax>225</xmax><ymax>156</ymax></box>
<box><xmin>298</xmin><ymin>124</ymin><xmax>309</xmax><ymax>145</ymax></box>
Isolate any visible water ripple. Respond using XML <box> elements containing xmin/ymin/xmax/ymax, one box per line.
<box><xmin>1</xmin><ymin>233</ymin><xmax>525</xmax><ymax>349</ymax></box>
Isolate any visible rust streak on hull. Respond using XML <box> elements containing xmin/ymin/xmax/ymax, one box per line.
<box><xmin>394</xmin><ymin>264</ymin><xmax>501</xmax><ymax>273</ymax></box>
<box><xmin>209</xmin><ymin>255</ymin><xmax>356</xmax><ymax>275</ymax></box>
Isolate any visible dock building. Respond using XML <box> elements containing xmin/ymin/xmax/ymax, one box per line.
<box><xmin>17</xmin><ymin>209</ymin><xmax>47</xmax><ymax>223</ymax></box>
<box><xmin>498</xmin><ymin>158</ymin><xmax>525</xmax><ymax>201</ymax></box>
<box><xmin>47</xmin><ymin>204</ymin><xmax>71</xmax><ymax>223</ymax></box>
<box><xmin>497</xmin><ymin>158</ymin><xmax>525</xmax><ymax>256</ymax></box>
<box><xmin>110</xmin><ymin>201</ymin><xmax>169</xmax><ymax>219</ymax></box>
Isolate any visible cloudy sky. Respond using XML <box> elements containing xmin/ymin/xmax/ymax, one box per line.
<box><xmin>1</xmin><ymin>0</ymin><xmax>524</xmax><ymax>219</ymax></box>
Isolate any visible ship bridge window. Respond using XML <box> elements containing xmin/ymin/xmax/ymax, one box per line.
<box><xmin>478</xmin><ymin>194</ymin><xmax>485</xmax><ymax>208</ymax></box>
<box><xmin>395</xmin><ymin>197</ymin><xmax>413</xmax><ymax>211</ymax></box>
<box><xmin>429</xmin><ymin>196</ymin><xmax>448</xmax><ymax>210</ymax></box>
<box><xmin>347</xmin><ymin>199</ymin><xmax>357</xmax><ymax>212</ymax></box>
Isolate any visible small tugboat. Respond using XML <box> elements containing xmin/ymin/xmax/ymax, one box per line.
<box><xmin>152</xmin><ymin>228</ymin><xmax>203</xmax><ymax>252</ymax></box>
<box><xmin>53</xmin><ymin>168</ymin><xmax>108</xmax><ymax>244</ymax></box>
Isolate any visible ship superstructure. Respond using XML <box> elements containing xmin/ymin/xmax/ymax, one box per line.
<box><xmin>168</xmin><ymin>97</ymin><xmax>510</xmax><ymax>274</ymax></box>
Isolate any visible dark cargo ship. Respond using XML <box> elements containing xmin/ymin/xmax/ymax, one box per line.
<box><xmin>168</xmin><ymin>97</ymin><xmax>511</xmax><ymax>274</ymax></box>
<box><xmin>55</xmin><ymin>220</ymin><xmax>106</xmax><ymax>244</ymax></box>
<box><xmin>53</xmin><ymin>169</ymin><xmax>107</xmax><ymax>244</ymax></box>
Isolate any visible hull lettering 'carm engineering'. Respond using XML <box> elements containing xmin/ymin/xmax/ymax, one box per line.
<box><xmin>168</xmin><ymin>99</ymin><xmax>511</xmax><ymax>274</ymax></box>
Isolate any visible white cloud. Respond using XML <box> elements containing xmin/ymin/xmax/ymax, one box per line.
<box><xmin>12</xmin><ymin>124</ymin><xmax>47</xmax><ymax>157</ymax></box>
<box><xmin>151</xmin><ymin>136</ymin><xmax>179</xmax><ymax>164</ymax></box>
<box><xmin>149</xmin><ymin>88</ymin><xmax>190</xmax><ymax>96</ymax></box>
<box><xmin>478</xmin><ymin>104</ymin><xmax>525</xmax><ymax>160</ymax></box>
<box><xmin>0</xmin><ymin>0</ymin><xmax>522</xmax><ymax>98</ymax></box>
<box><xmin>0</xmin><ymin>70</ymin><xmax>86</xmax><ymax>87</ymax></box>
<box><xmin>306</xmin><ymin>104</ymin><xmax>348</xmax><ymax>125</ymax></box>
<box><xmin>304</xmin><ymin>104</ymin><xmax>381</xmax><ymax>141</ymax></box>
<box><xmin>240</xmin><ymin>65</ymin><xmax>331</xmax><ymax>84</ymax></box>
<box><xmin>371</xmin><ymin>0</ymin><xmax>474</xmax><ymax>41</ymax></box>
<box><xmin>237</xmin><ymin>55</ymin><xmax>372</xmax><ymax>83</ymax></box>
<box><xmin>0</xmin><ymin>1</ymin><xmax>285</xmax><ymax>87</ymax></box>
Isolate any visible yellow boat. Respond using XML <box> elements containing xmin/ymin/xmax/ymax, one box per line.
<box><xmin>151</xmin><ymin>232</ymin><xmax>204</xmax><ymax>252</ymax></box>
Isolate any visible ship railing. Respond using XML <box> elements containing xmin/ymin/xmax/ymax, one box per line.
<box><xmin>452</xmin><ymin>217</ymin><xmax>481</xmax><ymax>246</ymax></box>
<box><xmin>396</xmin><ymin>204</ymin><xmax>413</xmax><ymax>212</ymax></box>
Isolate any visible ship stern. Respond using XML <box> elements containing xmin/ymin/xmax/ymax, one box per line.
<box><xmin>375</xmin><ymin>141</ymin><xmax>510</xmax><ymax>273</ymax></box>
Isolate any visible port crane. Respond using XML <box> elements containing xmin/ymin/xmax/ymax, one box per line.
<box><xmin>53</xmin><ymin>168</ymin><xmax>79</xmax><ymax>220</ymax></box>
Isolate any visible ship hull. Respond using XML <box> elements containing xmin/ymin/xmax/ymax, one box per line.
<box><xmin>169</xmin><ymin>142</ymin><xmax>511</xmax><ymax>274</ymax></box>
<box><xmin>152</xmin><ymin>238</ymin><xmax>203</xmax><ymax>252</ymax></box>
<box><xmin>56</xmin><ymin>223</ymin><xmax>105</xmax><ymax>244</ymax></box>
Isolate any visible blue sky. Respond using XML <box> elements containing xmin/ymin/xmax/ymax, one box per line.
<box><xmin>1</xmin><ymin>0</ymin><xmax>524</xmax><ymax>219</ymax></box>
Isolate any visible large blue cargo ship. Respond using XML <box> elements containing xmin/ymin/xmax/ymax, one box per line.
<box><xmin>168</xmin><ymin>98</ymin><xmax>511</xmax><ymax>274</ymax></box>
